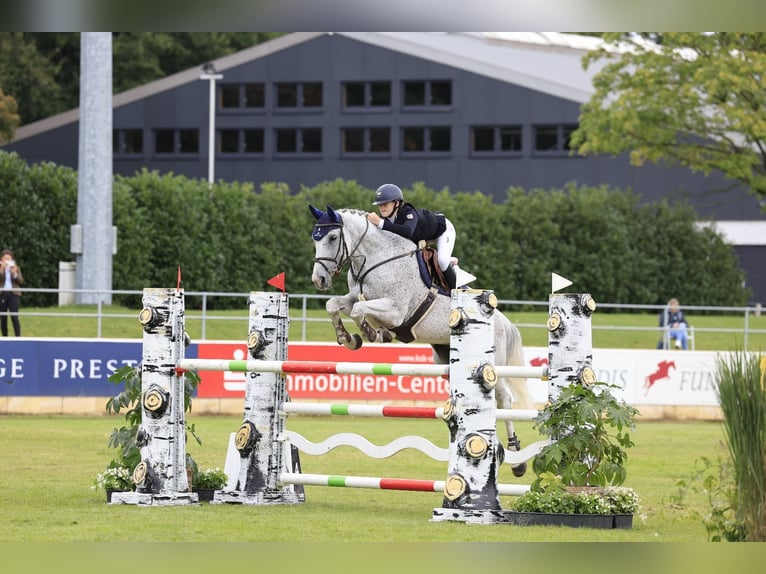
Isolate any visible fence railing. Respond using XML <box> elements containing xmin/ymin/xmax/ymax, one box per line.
<box><xmin>7</xmin><ymin>287</ymin><xmax>766</xmax><ymax>348</ymax></box>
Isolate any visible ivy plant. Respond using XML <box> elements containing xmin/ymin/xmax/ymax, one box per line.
<box><xmin>103</xmin><ymin>364</ymin><xmax>202</xmax><ymax>474</ymax></box>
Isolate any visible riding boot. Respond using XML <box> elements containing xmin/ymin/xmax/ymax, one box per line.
<box><xmin>441</xmin><ymin>265</ymin><xmax>457</xmax><ymax>291</ymax></box>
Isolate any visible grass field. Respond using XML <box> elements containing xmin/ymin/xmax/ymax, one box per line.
<box><xmin>3</xmin><ymin>300</ymin><xmax>762</xmax><ymax>549</ymax></box>
<box><xmin>0</xmin><ymin>414</ymin><xmax>726</xmax><ymax>542</ymax></box>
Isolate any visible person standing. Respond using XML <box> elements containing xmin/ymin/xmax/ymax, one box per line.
<box><xmin>0</xmin><ymin>249</ymin><xmax>24</xmax><ymax>336</ymax></box>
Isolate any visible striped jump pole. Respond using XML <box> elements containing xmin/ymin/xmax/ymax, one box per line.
<box><xmin>279</xmin><ymin>473</ymin><xmax>529</xmax><ymax>497</ymax></box>
<box><xmin>177</xmin><ymin>358</ymin><xmax>547</xmax><ymax>380</ymax></box>
<box><xmin>280</xmin><ymin>402</ymin><xmax>539</xmax><ymax>422</ymax></box>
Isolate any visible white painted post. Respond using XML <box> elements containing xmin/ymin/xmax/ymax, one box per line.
<box><xmin>110</xmin><ymin>288</ymin><xmax>197</xmax><ymax>505</ymax></box>
<box><xmin>432</xmin><ymin>289</ymin><xmax>504</xmax><ymax>523</ymax></box>
<box><xmin>213</xmin><ymin>291</ymin><xmax>303</xmax><ymax>505</ymax></box>
<box><xmin>546</xmin><ymin>293</ymin><xmax>596</xmax><ymax>400</ymax></box>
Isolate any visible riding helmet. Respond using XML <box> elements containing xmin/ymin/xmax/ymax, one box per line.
<box><xmin>372</xmin><ymin>183</ymin><xmax>404</xmax><ymax>205</ymax></box>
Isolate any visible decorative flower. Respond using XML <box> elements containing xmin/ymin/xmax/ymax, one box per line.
<box><xmin>93</xmin><ymin>465</ymin><xmax>134</xmax><ymax>492</ymax></box>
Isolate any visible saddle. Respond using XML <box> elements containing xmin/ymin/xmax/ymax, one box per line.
<box><xmin>417</xmin><ymin>246</ymin><xmax>450</xmax><ymax>295</ymax></box>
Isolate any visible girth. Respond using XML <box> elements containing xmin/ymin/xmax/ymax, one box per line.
<box><xmin>389</xmin><ymin>287</ymin><xmax>439</xmax><ymax>343</ymax></box>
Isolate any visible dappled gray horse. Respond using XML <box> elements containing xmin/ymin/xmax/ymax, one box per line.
<box><xmin>309</xmin><ymin>205</ymin><xmax>533</xmax><ymax>476</ymax></box>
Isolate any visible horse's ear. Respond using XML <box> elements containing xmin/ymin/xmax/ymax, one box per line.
<box><xmin>309</xmin><ymin>204</ymin><xmax>324</xmax><ymax>220</ymax></box>
<box><xmin>326</xmin><ymin>205</ymin><xmax>340</xmax><ymax>223</ymax></box>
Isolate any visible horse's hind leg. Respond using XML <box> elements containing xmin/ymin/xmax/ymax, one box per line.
<box><xmin>496</xmin><ymin>378</ymin><xmax>527</xmax><ymax>477</ymax></box>
<box><xmin>326</xmin><ymin>295</ymin><xmax>363</xmax><ymax>350</ymax></box>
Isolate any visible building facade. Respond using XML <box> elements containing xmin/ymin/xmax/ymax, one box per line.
<box><xmin>3</xmin><ymin>32</ymin><xmax>765</xmax><ymax>302</ymax></box>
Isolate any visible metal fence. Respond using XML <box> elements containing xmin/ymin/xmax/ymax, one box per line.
<box><xmin>7</xmin><ymin>287</ymin><xmax>766</xmax><ymax>349</ymax></box>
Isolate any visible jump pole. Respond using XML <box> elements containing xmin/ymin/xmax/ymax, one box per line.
<box><xmin>177</xmin><ymin>358</ymin><xmax>546</xmax><ymax>380</ymax></box>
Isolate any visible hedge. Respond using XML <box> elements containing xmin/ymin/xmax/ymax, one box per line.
<box><xmin>0</xmin><ymin>150</ymin><xmax>750</xmax><ymax>309</ymax></box>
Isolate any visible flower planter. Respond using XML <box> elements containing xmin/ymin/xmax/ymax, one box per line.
<box><xmin>193</xmin><ymin>488</ymin><xmax>216</xmax><ymax>502</ymax></box>
<box><xmin>508</xmin><ymin>511</ymin><xmax>633</xmax><ymax>529</ymax></box>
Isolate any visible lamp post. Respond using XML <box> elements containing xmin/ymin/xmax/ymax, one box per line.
<box><xmin>200</xmin><ymin>63</ymin><xmax>223</xmax><ymax>185</ymax></box>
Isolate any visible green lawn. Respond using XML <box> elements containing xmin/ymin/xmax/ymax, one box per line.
<box><xmin>0</xmin><ymin>415</ymin><xmax>725</xmax><ymax>542</ymax></box>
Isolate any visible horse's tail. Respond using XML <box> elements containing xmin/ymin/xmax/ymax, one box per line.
<box><xmin>503</xmin><ymin>317</ymin><xmax>535</xmax><ymax>410</ymax></box>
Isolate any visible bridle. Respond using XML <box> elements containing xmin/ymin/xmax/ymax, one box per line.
<box><xmin>312</xmin><ymin>214</ymin><xmax>417</xmax><ymax>293</ymax></box>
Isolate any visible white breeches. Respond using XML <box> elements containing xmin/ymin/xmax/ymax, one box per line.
<box><xmin>436</xmin><ymin>218</ymin><xmax>455</xmax><ymax>271</ymax></box>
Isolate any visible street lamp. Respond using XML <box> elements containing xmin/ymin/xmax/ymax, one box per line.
<box><xmin>200</xmin><ymin>63</ymin><xmax>223</xmax><ymax>185</ymax></box>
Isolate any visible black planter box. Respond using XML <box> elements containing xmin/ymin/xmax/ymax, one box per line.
<box><xmin>193</xmin><ymin>488</ymin><xmax>216</xmax><ymax>502</ymax></box>
<box><xmin>509</xmin><ymin>512</ymin><xmax>633</xmax><ymax>529</ymax></box>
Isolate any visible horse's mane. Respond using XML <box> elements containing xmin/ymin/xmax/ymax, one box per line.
<box><xmin>335</xmin><ymin>208</ymin><xmax>417</xmax><ymax>253</ymax></box>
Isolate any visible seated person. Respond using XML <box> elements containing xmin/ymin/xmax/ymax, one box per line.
<box><xmin>658</xmin><ymin>297</ymin><xmax>690</xmax><ymax>350</ymax></box>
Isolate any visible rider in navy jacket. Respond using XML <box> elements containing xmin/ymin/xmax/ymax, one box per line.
<box><xmin>367</xmin><ymin>183</ymin><xmax>457</xmax><ymax>288</ymax></box>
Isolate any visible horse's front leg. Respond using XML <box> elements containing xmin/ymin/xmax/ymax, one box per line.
<box><xmin>326</xmin><ymin>294</ymin><xmax>363</xmax><ymax>350</ymax></box>
<box><xmin>349</xmin><ymin>298</ymin><xmax>404</xmax><ymax>344</ymax></box>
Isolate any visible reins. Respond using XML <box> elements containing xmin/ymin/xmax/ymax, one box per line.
<box><xmin>312</xmin><ymin>214</ymin><xmax>418</xmax><ymax>294</ymax></box>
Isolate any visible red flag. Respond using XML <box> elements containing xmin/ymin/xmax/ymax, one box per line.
<box><xmin>266</xmin><ymin>272</ymin><xmax>286</xmax><ymax>292</ymax></box>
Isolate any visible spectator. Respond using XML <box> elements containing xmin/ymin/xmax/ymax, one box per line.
<box><xmin>0</xmin><ymin>249</ymin><xmax>23</xmax><ymax>336</ymax></box>
<box><xmin>658</xmin><ymin>297</ymin><xmax>689</xmax><ymax>350</ymax></box>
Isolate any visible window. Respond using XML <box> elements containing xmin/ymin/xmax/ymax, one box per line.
<box><xmin>401</xmin><ymin>127</ymin><xmax>451</xmax><ymax>154</ymax></box>
<box><xmin>470</xmin><ymin>126</ymin><xmax>523</xmax><ymax>155</ymax></box>
<box><xmin>341</xmin><ymin>127</ymin><xmax>391</xmax><ymax>155</ymax></box>
<box><xmin>113</xmin><ymin>129</ymin><xmax>143</xmax><ymax>155</ymax></box>
<box><xmin>220</xmin><ymin>83</ymin><xmax>265</xmax><ymax>110</ymax></box>
<box><xmin>342</xmin><ymin>81</ymin><xmax>391</xmax><ymax>109</ymax></box>
<box><xmin>219</xmin><ymin>129</ymin><xmax>264</xmax><ymax>154</ymax></box>
<box><xmin>153</xmin><ymin>129</ymin><xmax>199</xmax><ymax>155</ymax></box>
<box><xmin>274</xmin><ymin>128</ymin><xmax>322</xmax><ymax>154</ymax></box>
<box><xmin>402</xmin><ymin>80</ymin><xmax>452</xmax><ymax>109</ymax></box>
<box><xmin>533</xmin><ymin>124</ymin><xmax>579</xmax><ymax>154</ymax></box>
<box><xmin>275</xmin><ymin>82</ymin><xmax>323</xmax><ymax>109</ymax></box>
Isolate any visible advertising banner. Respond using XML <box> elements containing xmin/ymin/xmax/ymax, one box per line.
<box><xmin>0</xmin><ymin>338</ymin><xmax>727</xmax><ymax>407</ymax></box>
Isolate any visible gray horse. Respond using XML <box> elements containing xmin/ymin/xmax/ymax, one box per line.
<box><xmin>309</xmin><ymin>205</ymin><xmax>533</xmax><ymax>476</ymax></box>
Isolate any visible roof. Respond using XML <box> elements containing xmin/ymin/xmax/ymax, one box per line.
<box><xmin>5</xmin><ymin>32</ymin><xmax>605</xmax><ymax>145</ymax></box>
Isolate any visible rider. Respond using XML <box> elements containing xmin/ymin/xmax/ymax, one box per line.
<box><xmin>366</xmin><ymin>183</ymin><xmax>459</xmax><ymax>290</ymax></box>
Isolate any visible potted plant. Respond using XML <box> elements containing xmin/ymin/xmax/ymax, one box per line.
<box><xmin>93</xmin><ymin>465</ymin><xmax>135</xmax><ymax>502</ymax></box>
<box><xmin>96</xmin><ymin>365</ymin><xmax>202</xmax><ymax>500</ymax></box>
<box><xmin>510</xmin><ymin>381</ymin><xmax>641</xmax><ymax>529</ymax></box>
<box><xmin>192</xmin><ymin>467</ymin><xmax>228</xmax><ymax>502</ymax></box>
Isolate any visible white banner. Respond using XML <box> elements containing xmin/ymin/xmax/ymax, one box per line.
<box><xmin>524</xmin><ymin>347</ymin><xmax>720</xmax><ymax>406</ymax></box>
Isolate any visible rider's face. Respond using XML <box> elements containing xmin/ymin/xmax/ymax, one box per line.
<box><xmin>377</xmin><ymin>201</ymin><xmax>397</xmax><ymax>218</ymax></box>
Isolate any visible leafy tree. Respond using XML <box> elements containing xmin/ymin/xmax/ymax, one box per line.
<box><xmin>0</xmin><ymin>32</ymin><xmax>284</xmax><ymax>132</ymax></box>
<box><xmin>0</xmin><ymin>32</ymin><xmax>65</xmax><ymax>126</ymax></box>
<box><xmin>0</xmin><ymin>87</ymin><xmax>19</xmax><ymax>143</ymax></box>
<box><xmin>572</xmin><ymin>32</ymin><xmax>766</xmax><ymax>206</ymax></box>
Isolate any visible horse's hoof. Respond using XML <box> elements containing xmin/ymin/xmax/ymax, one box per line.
<box><xmin>512</xmin><ymin>462</ymin><xmax>527</xmax><ymax>477</ymax></box>
<box><xmin>347</xmin><ymin>334</ymin><xmax>363</xmax><ymax>350</ymax></box>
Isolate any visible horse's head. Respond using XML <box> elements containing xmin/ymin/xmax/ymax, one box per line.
<box><xmin>309</xmin><ymin>204</ymin><xmax>345</xmax><ymax>290</ymax></box>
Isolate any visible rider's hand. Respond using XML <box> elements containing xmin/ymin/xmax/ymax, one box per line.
<box><xmin>367</xmin><ymin>212</ymin><xmax>381</xmax><ymax>226</ymax></box>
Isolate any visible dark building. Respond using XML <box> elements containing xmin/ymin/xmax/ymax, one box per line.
<box><xmin>4</xmin><ymin>32</ymin><xmax>765</xmax><ymax>302</ymax></box>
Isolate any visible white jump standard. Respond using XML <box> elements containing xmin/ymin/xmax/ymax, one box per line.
<box><xmin>109</xmin><ymin>288</ymin><xmax>198</xmax><ymax>506</ymax></box>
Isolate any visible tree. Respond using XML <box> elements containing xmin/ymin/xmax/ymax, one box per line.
<box><xmin>0</xmin><ymin>88</ymin><xmax>20</xmax><ymax>143</ymax></box>
<box><xmin>571</xmin><ymin>33</ymin><xmax>766</xmax><ymax>206</ymax></box>
<box><xmin>0</xmin><ymin>32</ymin><xmax>66</xmax><ymax>127</ymax></box>
<box><xmin>0</xmin><ymin>33</ymin><xmax>284</xmax><ymax>131</ymax></box>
